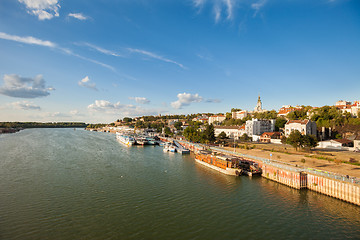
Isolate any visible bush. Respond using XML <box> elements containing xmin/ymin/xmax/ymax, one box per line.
<box><xmin>349</xmin><ymin>158</ymin><xmax>358</xmax><ymax>163</ymax></box>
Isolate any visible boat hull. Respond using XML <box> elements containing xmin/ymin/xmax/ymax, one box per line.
<box><xmin>195</xmin><ymin>158</ymin><xmax>242</xmax><ymax>176</ymax></box>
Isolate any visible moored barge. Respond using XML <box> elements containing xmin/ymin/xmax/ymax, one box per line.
<box><xmin>195</xmin><ymin>150</ymin><xmax>243</xmax><ymax>176</ymax></box>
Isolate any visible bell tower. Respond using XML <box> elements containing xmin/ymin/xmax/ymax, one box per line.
<box><xmin>254</xmin><ymin>95</ymin><xmax>262</xmax><ymax>112</ymax></box>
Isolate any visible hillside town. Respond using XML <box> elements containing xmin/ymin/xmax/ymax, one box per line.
<box><xmin>93</xmin><ymin>96</ymin><xmax>360</xmax><ymax>153</ymax></box>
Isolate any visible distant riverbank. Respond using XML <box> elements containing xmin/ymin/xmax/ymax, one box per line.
<box><xmin>0</xmin><ymin>127</ymin><xmax>22</xmax><ymax>134</ymax></box>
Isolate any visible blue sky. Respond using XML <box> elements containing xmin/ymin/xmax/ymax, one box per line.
<box><xmin>0</xmin><ymin>0</ymin><xmax>359</xmax><ymax>123</ymax></box>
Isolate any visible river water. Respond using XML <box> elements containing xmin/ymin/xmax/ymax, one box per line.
<box><xmin>0</xmin><ymin>128</ymin><xmax>359</xmax><ymax>239</ymax></box>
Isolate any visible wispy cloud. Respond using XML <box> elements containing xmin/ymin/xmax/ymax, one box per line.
<box><xmin>78</xmin><ymin>76</ymin><xmax>98</xmax><ymax>91</ymax></box>
<box><xmin>171</xmin><ymin>92</ymin><xmax>203</xmax><ymax>109</ymax></box>
<box><xmin>127</xmin><ymin>48</ymin><xmax>185</xmax><ymax>69</ymax></box>
<box><xmin>193</xmin><ymin>0</ymin><xmax>206</xmax><ymax>8</ymax></box>
<box><xmin>0</xmin><ymin>32</ymin><xmax>56</xmax><ymax>47</ymax></box>
<box><xmin>214</xmin><ymin>4</ymin><xmax>222</xmax><ymax>23</ymax></box>
<box><xmin>11</xmin><ymin>101</ymin><xmax>41</xmax><ymax>110</ymax></box>
<box><xmin>194</xmin><ymin>0</ymin><xmax>235</xmax><ymax>23</ymax></box>
<box><xmin>81</xmin><ymin>42</ymin><xmax>123</xmax><ymax>57</ymax></box>
<box><xmin>18</xmin><ymin>0</ymin><xmax>60</xmax><ymax>20</ymax></box>
<box><xmin>68</xmin><ymin>13</ymin><xmax>88</xmax><ymax>21</ymax></box>
<box><xmin>0</xmin><ymin>31</ymin><xmax>115</xmax><ymax>72</ymax></box>
<box><xmin>129</xmin><ymin>97</ymin><xmax>150</xmax><ymax>104</ymax></box>
<box><xmin>0</xmin><ymin>74</ymin><xmax>54</xmax><ymax>99</ymax></box>
<box><xmin>224</xmin><ymin>0</ymin><xmax>234</xmax><ymax>20</ymax></box>
<box><xmin>251</xmin><ymin>0</ymin><xmax>267</xmax><ymax>17</ymax></box>
<box><xmin>193</xmin><ymin>0</ymin><xmax>267</xmax><ymax>23</ymax></box>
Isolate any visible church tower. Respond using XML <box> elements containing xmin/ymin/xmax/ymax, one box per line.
<box><xmin>254</xmin><ymin>95</ymin><xmax>262</xmax><ymax>112</ymax></box>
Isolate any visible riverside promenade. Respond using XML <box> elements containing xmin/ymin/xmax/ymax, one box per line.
<box><xmin>173</xmin><ymin>139</ymin><xmax>360</xmax><ymax>206</ymax></box>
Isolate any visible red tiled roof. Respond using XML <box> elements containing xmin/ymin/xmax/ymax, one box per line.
<box><xmin>214</xmin><ymin>126</ymin><xmax>241</xmax><ymax>129</ymax></box>
<box><xmin>261</xmin><ymin>132</ymin><xmax>281</xmax><ymax>137</ymax></box>
<box><xmin>286</xmin><ymin>120</ymin><xmax>309</xmax><ymax>124</ymax></box>
<box><xmin>333</xmin><ymin>139</ymin><xmax>352</xmax><ymax>144</ymax></box>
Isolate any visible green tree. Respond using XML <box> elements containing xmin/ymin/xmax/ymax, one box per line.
<box><xmin>203</xmin><ymin>124</ymin><xmax>215</xmax><ymax>142</ymax></box>
<box><xmin>275</xmin><ymin>117</ymin><xmax>287</xmax><ymax>131</ymax></box>
<box><xmin>302</xmin><ymin>135</ymin><xmax>318</xmax><ymax>150</ymax></box>
<box><xmin>218</xmin><ymin>131</ymin><xmax>227</xmax><ymax>139</ymax></box>
<box><xmin>184</xmin><ymin>126</ymin><xmax>201</xmax><ymax>142</ymax></box>
<box><xmin>123</xmin><ymin>117</ymin><xmax>132</xmax><ymax>123</ymax></box>
<box><xmin>164</xmin><ymin>127</ymin><xmax>172</xmax><ymax>136</ymax></box>
<box><xmin>286</xmin><ymin>130</ymin><xmax>304</xmax><ymax>150</ymax></box>
<box><xmin>174</xmin><ymin>121</ymin><xmax>183</xmax><ymax>131</ymax></box>
<box><xmin>239</xmin><ymin>133</ymin><xmax>251</xmax><ymax>141</ymax></box>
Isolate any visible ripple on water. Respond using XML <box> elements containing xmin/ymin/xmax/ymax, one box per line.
<box><xmin>0</xmin><ymin>129</ymin><xmax>360</xmax><ymax>240</ymax></box>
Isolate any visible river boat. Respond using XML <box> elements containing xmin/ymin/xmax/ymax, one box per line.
<box><xmin>195</xmin><ymin>150</ymin><xmax>243</xmax><ymax>176</ymax></box>
<box><xmin>162</xmin><ymin>142</ymin><xmax>176</xmax><ymax>152</ymax></box>
<box><xmin>145</xmin><ymin>137</ymin><xmax>156</xmax><ymax>145</ymax></box>
<box><xmin>116</xmin><ymin>133</ymin><xmax>136</xmax><ymax>146</ymax></box>
<box><xmin>136</xmin><ymin>137</ymin><xmax>148</xmax><ymax>145</ymax></box>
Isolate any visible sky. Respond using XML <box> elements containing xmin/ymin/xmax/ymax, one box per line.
<box><xmin>0</xmin><ymin>0</ymin><xmax>359</xmax><ymax>123</ymax></box>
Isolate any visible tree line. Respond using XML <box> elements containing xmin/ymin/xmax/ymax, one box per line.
<box><xmin>0</xmin><ymin>122</ymin><xmax>87</xmax><ymax>128</ymax></box>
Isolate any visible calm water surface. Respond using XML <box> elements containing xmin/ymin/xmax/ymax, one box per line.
<box><xmin>0</xmin><ymin>129</ymin><xmax>359</xmax><ymax>239</ymax></box>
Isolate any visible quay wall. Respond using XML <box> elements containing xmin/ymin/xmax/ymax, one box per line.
<box><xmin>262</xmin><ymin>164</ymin><xmax>307</xmax><ymax>189</ymax></box>
<box><xmin>307</xmin><ymin>174</ymin><xmax>360</xmax><ymax>206</ymax></box>
<box><xmin>173</xmin><ymin>140</ymin><xmax>360</xmax><ymax>206</ymax></box>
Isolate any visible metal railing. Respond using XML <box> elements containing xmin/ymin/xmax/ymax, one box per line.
<box><xmin>173</xmin><ymin>139</ymin><xmax>360</xmax><ymax>185</ymax></box>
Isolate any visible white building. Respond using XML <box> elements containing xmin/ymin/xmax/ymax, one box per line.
<box><xmin>335</xmin><ymin>100</ymin><xmax>351</xmax><ymax>106</ymax></box>
<box><xmin>214</xmin><ymin>125</ymin><xmax>246</xmax><ymax>139</ymax></box>
<box><xmin>354</xmin><ymin>136</ymin><xmax>360</xmax><ymax>151</ymax></box>
<box><xmin>284</xmin><ymin>120</ymin><xmax>317</xmax><ymax>137</ymax></box>
<box><xmin>232</xmin><ymin>110</ymin><xmax>248</xmax><ymax>119</ymax></box>
<box><xmin>317</xmin><ymin>139</ymin><xmax>353</xmax><ymax>149</ymax></box>
<box><xmin>277</xmin><ymin>105</ymin><xmax>303</xmax><ymax>117</ymax></box>
<box><xmin>335</xmin><ymin>100</ymin><xmax>360</xmax><ymax>117</ymax></box>
<box><xmin>168</xmin><ymin>119</ymin><xmax>179</xmax><ymax>126</ymax></box>
<box><xmin>245</xmin><ymin>118</ymin><xmax>276</xmax><ymax>137</ymax></box>
<box><xmin>208</xmin><ymin>115</ymin><xmax>226</xmax><ymax>125</ymax></box>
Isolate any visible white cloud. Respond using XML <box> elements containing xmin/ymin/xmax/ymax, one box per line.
<box><xmin>193</xmin><ymin>0</ymin><xmax>206</xmax><ymax>7</ymax></box>
<box><xmin>127</xmin><ymin>48</ymin><xmax>185</xmax><ymax>69</ymax></box>
<box><xmin>171</xmin><ymin>93</ymin><xmax>203</xmax><ymax>109</ymax></box>
<box><xmin>224</xmin><ymin>0</ymin><xmax>234</xmax><ymax>20</ymax></box>
<box><xmin>194</xmin><ymin>0</ymin><xmax>235</xmax><ymax>22</ymax></box>
<box><xmin>82</xmin><ymin>42</ymin><xmax>123</xmax><ymax>57</ymax></box>
<box><xmin>18</xmin><ymin>0</ymin><xmax>60</xmax><ymax>20</ymax></box>
<box><xmin>0</xmin><ymin>74</ymin><xmax>54</xmax><ymax>98</ymax></box>
<box><xmin>0</xmin><ymin>31</ymin><xmax>115</xmax><ymax>72</ymax></box>
<box><xmin>88</xmin><ymin>100</ymin><xmax>160</xmax><ymax>117</ymax></box>
<box><xmin>193</xmin><ymin>0</ymin><xmax>269</xmax><ymax>22</ymax></box>
<box><xmin>78</xmin><ymin>76</ymin><xmax>98</xmax><ymax>91</ymax></box>
<box><xmin>129</xmin><ymin>97</ymin><xmax>150</xmax><ymax>104</ymax></box>
<box><xmin>251</xmin><ymin>0</ymin><xmax>267</xmax><ymax>17</ymax></box>
<box><xmin>0</xmin><ymin>32</ymin><xmax>56</xmax><ymax>48</ymax></box>
<box><xmin>214</xmin><ymin>4</ymin><xmax>221</xmax><ymax>23</ymax></box>
<box><xmin>11</xmin><ymin>101</ymin><xmax>41</xmax><ymax>110</ymax></box>
<box><xmin>70</xmin><ymin>109</ymin><xmax>79</xmax><ymax>115</ymax></box>
<box><xmin>68</xmin><ymin>13</ymin><xmax>88</xmax><ymax>21</ymax></box>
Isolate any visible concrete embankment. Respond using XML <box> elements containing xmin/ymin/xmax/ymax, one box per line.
<box><xmin>173</xmin><ymin>139</ymin><xmax>360</xmax><ymax>206</ymax></box>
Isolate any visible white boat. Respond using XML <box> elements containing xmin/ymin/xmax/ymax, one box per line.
<box><xmin>169</xmin><ymin>145</ymin><xmax>176</xmax><ymax>152</ymax></box>
<box><xmin>116</xmin><ymin>133</ymin><xmax>136</xmax><ymax>146</ymax></box>
<box><xmin>163</xmin><ymin>142</ymin><xmax>176</xmax><ymax>152</ymax></box>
